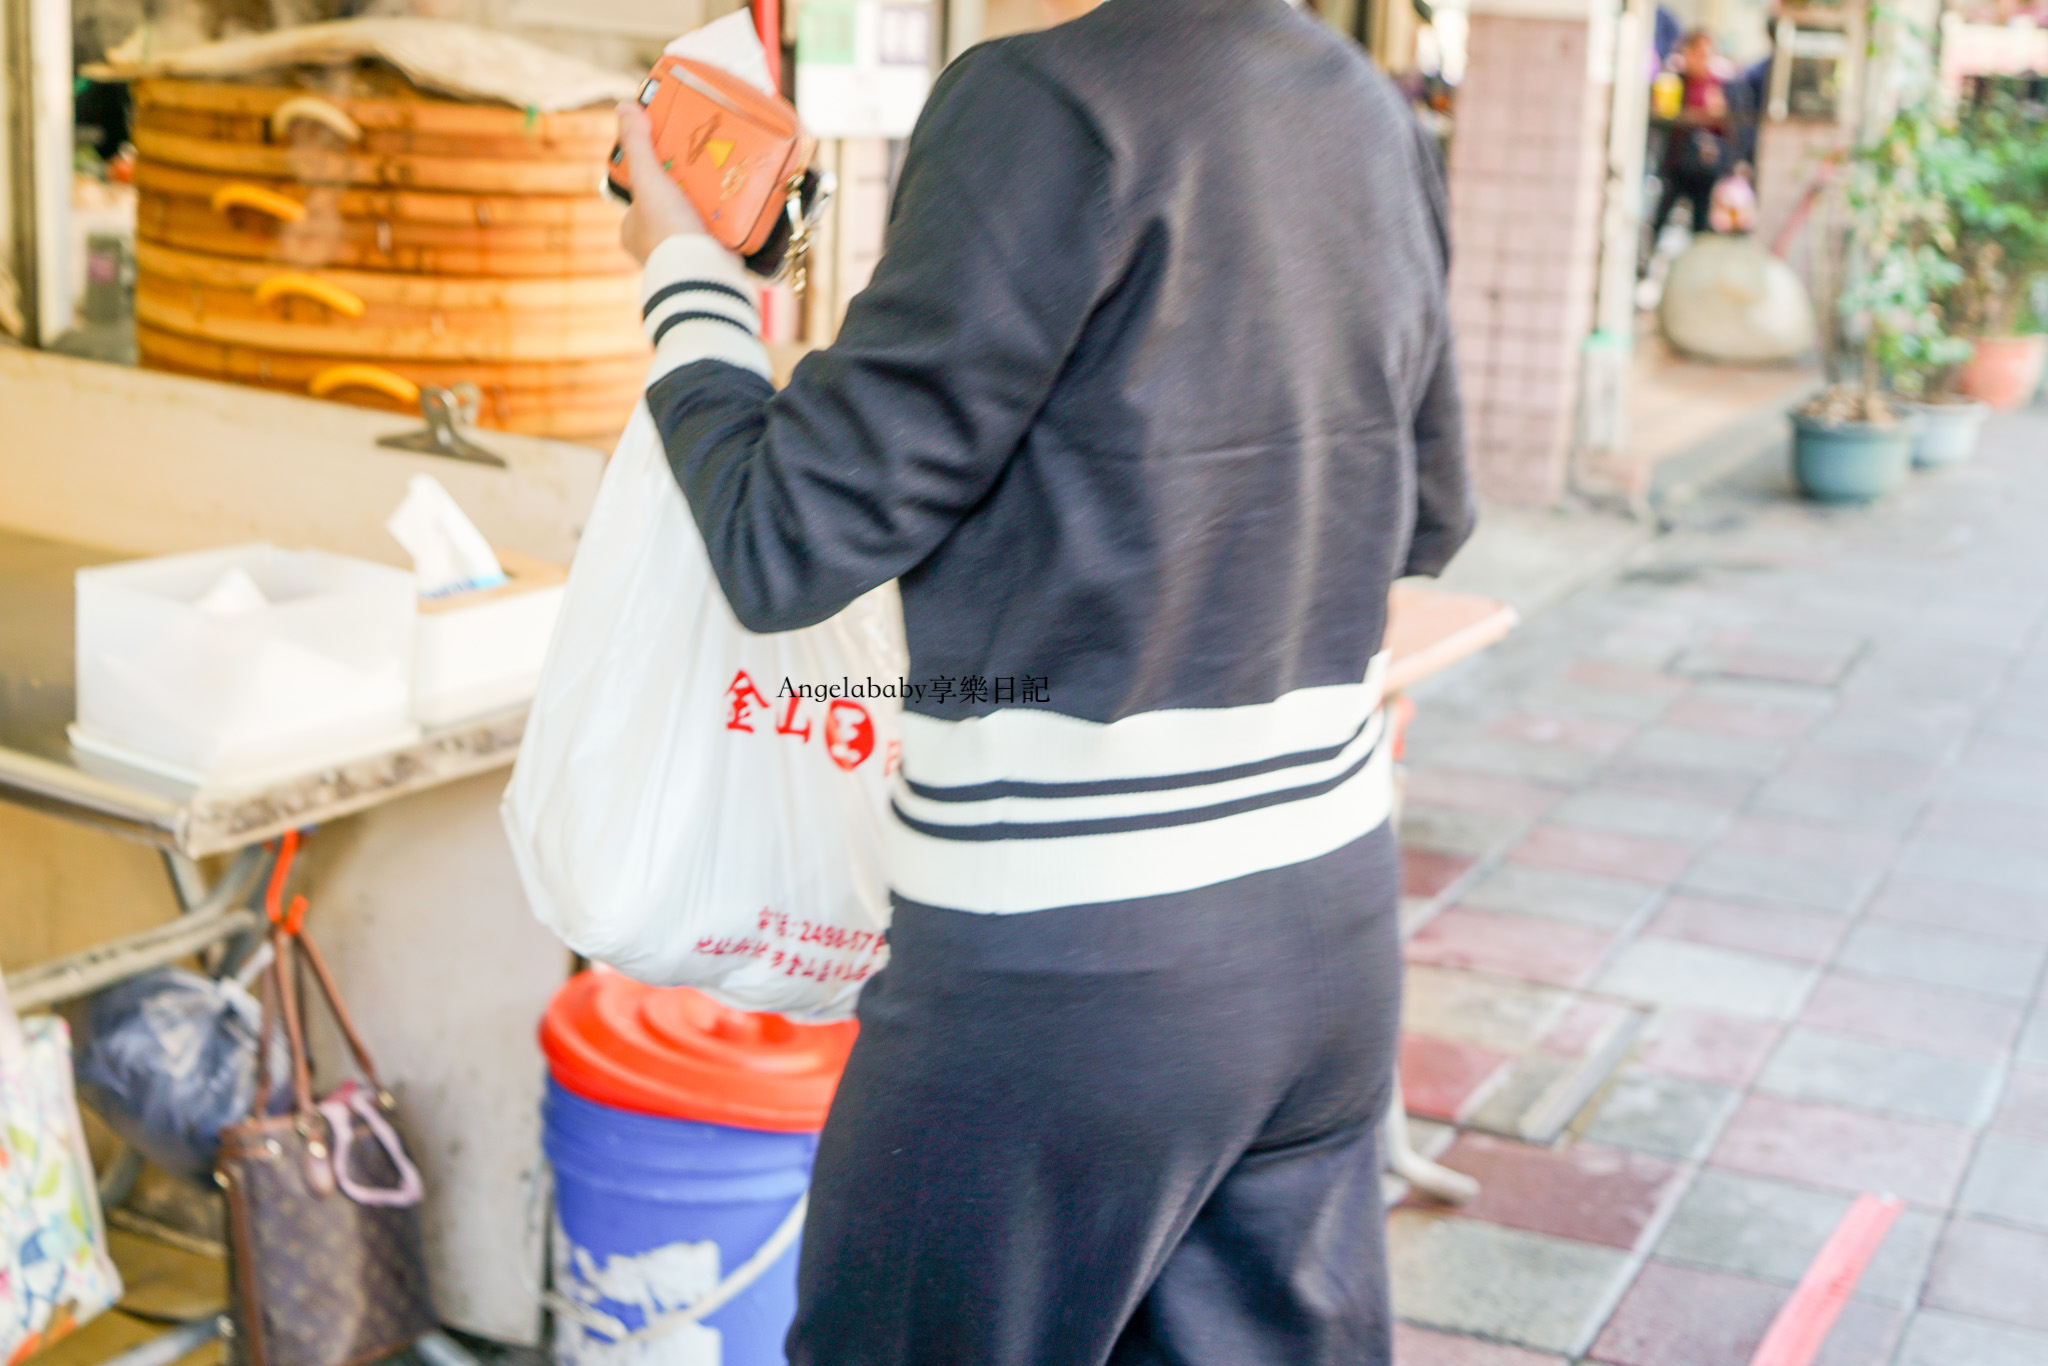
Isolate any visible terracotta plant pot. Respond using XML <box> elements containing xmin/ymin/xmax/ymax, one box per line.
<box><xmin>1789</xmin><ymin>412</ymin><xmax>1915</xmax><ymax>502</ymax></box>
<box><xmin>1955</xmin><ymin>335</ymin><xmax>2047</xmax><ymax>411</ymax></box>
<box><xmin>1903</xmin><ymin>397</ymin><xmax>1991</xmax><ymax>467</ymax></box>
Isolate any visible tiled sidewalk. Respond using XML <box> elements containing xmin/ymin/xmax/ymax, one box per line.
<box><xmin>1388</xmin><ymin>408</ymin><xmax>2048</xmax><ymax>1365</ymax></box>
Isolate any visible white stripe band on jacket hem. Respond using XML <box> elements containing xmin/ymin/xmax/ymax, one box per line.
<box><xmin>894</xmin><ymin>708</ymin><xmax>1385</xmax><ymax>827</ymax></box>
<box><xmin>884</xmin><ymin>734</ymin><xmax>1393</xmax><ymax>914</ymax></box>
<box><xmin>897</xmin><ymin>653</ymin><xmax>1388</xmax><ymax>790</ymax></box>
<box><xmin>883</xmin><ymin>656</ymin><xmax>1394</xmax><ymax>914</ymax></box>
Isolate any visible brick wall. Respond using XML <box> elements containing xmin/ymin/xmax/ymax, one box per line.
<box><xmin>1446</xmin><ymin>14</ymin><xmax>1611</xmax><ymax>507</ymax></box>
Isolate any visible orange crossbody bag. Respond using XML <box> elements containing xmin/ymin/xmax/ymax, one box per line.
<box><xmin>607</xmin><ymin>56</ymin><xmax>830</xmax><ymax>284</ymax></box>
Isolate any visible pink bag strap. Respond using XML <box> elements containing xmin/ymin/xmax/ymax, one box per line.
<box><xmin>317</xmin><ymin>1084</ymin><xmax>424</xmax><ymax>1209</ymax></box>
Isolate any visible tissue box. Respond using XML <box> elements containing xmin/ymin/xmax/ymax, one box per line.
<box><xmin>413</xmin><ymin>549</ymin><xmax>566</xmax><ymax>726</ymax></box>
<box><xmin>71</xmin><ymin>544</ymin><xmax>419</xmax><ymax>788</ymax></box>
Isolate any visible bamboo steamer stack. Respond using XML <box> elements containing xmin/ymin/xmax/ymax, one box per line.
<box><xmin>131</xmin><ymin>64</ymin><xmax>648</xmax><ymax>447</ymax></box>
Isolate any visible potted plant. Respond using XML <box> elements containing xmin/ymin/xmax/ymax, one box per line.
<box><xmin>1792</xmin><ymin>104</ymin><xmax>1956</xmax><ymax>501</ymax></box>
<box><xmin>1945</xmin><ymin>93</ymin><xmax>2048</xmax><ymax>410</ymax></box>
<box><xmin>1888</xmin><ymin>120</ymin><xmax>1990</xmax><ymax>465</ymax></box>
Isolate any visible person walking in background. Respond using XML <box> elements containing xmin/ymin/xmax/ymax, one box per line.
<box><xmin>611</xmin><ymin>0</ymin><xmax>1475</xmax><ymax>1358</ymax></box>
<box><xmin>1650</xmin><ymin>28</ymin><xmax>1733</xmax><ymax>240</ymax></box>
<box><xmin>1652</xmin><ymin>3</ymin><xmax>1683</xmax><ymax>74</ymax></box>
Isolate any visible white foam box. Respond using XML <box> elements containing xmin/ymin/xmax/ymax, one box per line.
<box><xmin>71</xmin><ymin>543</ymin><xmax>419</xmax><ymax>788</ymax></box>
<box><xmin>412</xmin><ymin>549</ymin><xmax>567</xmax><ymax>727</ymax></box>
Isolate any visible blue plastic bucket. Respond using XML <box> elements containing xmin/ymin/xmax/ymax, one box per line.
<box><xmin>543</xmin><ymin>1077</ymin><xmax>819</xmax><ymax>1365</ymax></box>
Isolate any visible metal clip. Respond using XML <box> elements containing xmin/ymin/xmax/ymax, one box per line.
<box><xmin>376</xmin><ymin>382</ymin><xmax>507</xmax><ymax>469</ymax></box>
<box><xmin>774</xmin><ymin>170</ymin><xmax>835</xmax><ymax>297</ymax></box>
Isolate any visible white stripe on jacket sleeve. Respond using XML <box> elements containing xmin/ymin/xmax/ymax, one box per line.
<box><xmin>640</xmin><ymin>233</ymin><xmax>772</xmax><ymax>384</ymax></box>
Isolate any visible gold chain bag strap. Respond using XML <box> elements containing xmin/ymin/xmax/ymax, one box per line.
<box><xmin>214</xmin><ymin>834</ymin><xmax>436</xmax><ymax>1366</ymax></box>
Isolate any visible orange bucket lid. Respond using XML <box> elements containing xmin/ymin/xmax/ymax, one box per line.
<box><xmin>540</xmin><ymin>971</ymin><xmax>858</xmax><ymax>1133</ymax></box>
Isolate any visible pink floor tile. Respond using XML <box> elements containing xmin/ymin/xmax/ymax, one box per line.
<box><xmin>1717</xmin><ymin>816</ymin><xmax>1899</xmax><ymax>870</ymax></box>
<box><xmin>1401</xmin><ymin>1035</ymin><xmax>1514</xmax><ymax>1124</ymax></box>
<box><xmin>1914</xmin><ymin>800</ymin><xmax>2048</xmax><ymax>854</ymax></box>
<box><xmin>1406</xmin><ymin>848</ymin><xmax>1478</xmax><ymax>900</ymax></box>
<box><xmin>1710</xmin><ymin>1093</ymin><xmax>1976</xmax><ymax>1206</ymax></box>
<box><xmin>1589</xmin><ymin>1262</ymin><xmax>1776</xmax><ymax>1366</ymax></box>
<box><xmin>1404</xmin><ymin>767</ymin><xmax>1566</xmax><ymax>821</ymax></box>
<box><xmin>1541</xmin><ymin>998</ymin><xmax>1639</xmax><ymax>1054</ymax></box>
<box><xmin>1488</xmin><ymin>712</ymin><xmax>1639</xmax><ymax>754</ymax></box>
<box><xmin>1924</xmin><ymin>1219</ymin><xmax>2048</xmax><ymax>1333</ymax></box>
<box><xmin>1414</xmin><ymin>1134</ymin><xmax>1680</xmax><ymax>1250</ymax></box>
<box><xmin>1393</xmin><ymin>1322</ymin><xmax>1567</xmax><ymax>1364</ymax></box>
<box><xmin>1777</xmin><ymin>748</ymin><xmax>1943</xmax><ymax>793</ymax></box>
<box><xmin>1993</xmin><ymin>1066</ymin><xmax>2048</xmax><ymax>1141</ymax></box>
<box><xmin>1589</xmin><ymin>1261</ymin><xmax>1902</xmax><ymax>1366</ymax></box>
<box><xmin>1637</xmin><ymin>1010</ymin><xmax>1782</xmax><ymax>1087</ymax></box>
<box><xmin>1604</xmin><ymin>765</ymin><xmax>1762</xmax><ymax>809</ymax></box>
<box><xmin>1957</xmin><ymin>733</ymin><xmax>2048</xmax><ymax>778</ymax></box>
<box><xmin>1706</xmin><ymin>651</ymin><xmax>1851</xmax><ymax>687</ymax></box>
<box><xmin>1406</xmin><ymin>907</ymin><xmax>1615</xmax><ymax>987</ymax></box>
<box><xmin>1647</xmin><ymin>895</ymin><xmax>1848</xmax><ymax>965</ymax></box>
<box><xmin>1509</xmin><ymin>826</ymin><xmax>1697</xmax><ymax>884</ymax></box>
<box><xmin>1800</xmin><ymin>972</ymin><xmax>2024</xmax><ymax>1059</ymax></box>
<box><xmin>1865</xmin><ymin>876</ymin><xmax>2048</xmax><ymax>945</ymax></box>
<box><xmin>1662</xmin><ymin>696</ymin><xmax>1823</xmax><ymax>742</ymax></box>
<box><xmin>1567</xmin><ymin>663</ymin><xmax>1690</xmax><ymax>698</ymax></box>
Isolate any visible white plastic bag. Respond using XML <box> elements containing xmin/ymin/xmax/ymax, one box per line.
<box><xmin>502</xmin><ymin>405</ymin><xmax>905</xmax><ymax>1021</ymax></box>
<box><xmin>2</xmin><ymin>975</ymin><xmax>124</xmax><ymax>1361</ymax></box>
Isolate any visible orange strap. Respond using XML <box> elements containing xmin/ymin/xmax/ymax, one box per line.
<box><xmin>266</xmin><ymin>829</ymin><xmax>310</xmax><ymax>936</ymax></box>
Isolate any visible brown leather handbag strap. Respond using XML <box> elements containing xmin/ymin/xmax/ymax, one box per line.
<box><xmin>274</xmin><ymin>933</ymin><xmax>318</xmax><ymax>1122</ymax></box>
<box><xmin>292</xmin><ymin>929</ymin><xmax>386</xmax><ymax>1093</ymax></box>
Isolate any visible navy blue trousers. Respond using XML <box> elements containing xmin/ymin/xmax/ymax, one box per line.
<box><xmin>787</xmin><ymin>822</ymin><xmax>1403</xmax><ymax>1366</ymax></box>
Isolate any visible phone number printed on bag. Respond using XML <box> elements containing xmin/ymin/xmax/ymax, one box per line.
<box><xmin>693</xmin><ymin>907</ymin><xmax>887</xmax><ymax>985</ymax></box>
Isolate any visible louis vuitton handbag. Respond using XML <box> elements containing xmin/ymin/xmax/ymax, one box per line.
<box><xmin>216</xmin><ymin>844</ymin><xmax>436</xmax><ymax>1366</ymax></box>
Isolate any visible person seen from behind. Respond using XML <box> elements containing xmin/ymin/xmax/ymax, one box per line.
<box><xmin>611</xmin><ymin>0</ymin><xmax>1476</xmax><ymax>1358</ymax></box>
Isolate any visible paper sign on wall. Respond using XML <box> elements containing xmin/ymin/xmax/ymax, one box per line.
<box><xmin>797</xmin><ymin>0</ymin><xmax>933</xmax><ymax>139</ymax></box>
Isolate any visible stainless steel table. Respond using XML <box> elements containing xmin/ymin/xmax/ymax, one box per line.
<box><xmin>0</xmin><ymin>526</ymin><xmax>501</xmax><ymax>1366</ymax></box>
<box><xmin>0</xmin><ymin>528</ymin><xmax>525</xmax><ymax>865</ymax></box>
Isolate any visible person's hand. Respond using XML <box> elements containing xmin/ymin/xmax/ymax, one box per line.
<box><xmin>615</xmin><ymin>103</ymin><xmax>707</xmax><ymax>264</ymax></box>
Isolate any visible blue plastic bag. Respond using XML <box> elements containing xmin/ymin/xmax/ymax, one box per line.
<box><xmin>72</xmin><ymin>967</ymin><xmax>285</xmax><ymax>1183</ymax></box>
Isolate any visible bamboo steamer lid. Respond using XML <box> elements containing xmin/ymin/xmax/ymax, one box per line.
<box><xmin>128</xmin><ymin>65</ymin><xmax>650</xmax><ymax>440</ymax></box>
<box><xmin>139</xmin><ymin>324</ymin><xmax>639</xmax><ymax>444</ymax></box>
<box><xmin>135</xmin><ymin>275</ymin><xmax>646</xmax><ymax>362</ymax></box>
<box><xmin>137</xmin><ymin>239</ymin><xmax>639</xmax><ymax>312</ymax></box>
<box><xmin>138</xmin><ymin>189</ymin><xmax>629</xmax><ymax>276</ymax></box>
<box><xmin>131</xmin><ymin>75</ymin><xmax>615</xmax><ymax>158</ymax></box>
<box><xmin>136</xmin><ymin>323</ymin><xmax>648</xmax><ymax>391</ymax></box>
<box><xmin>131</xmin><ymin>72</ymin><xmax>617</xmax><ymax>146</ymax></box>
<box><xmin>132</xmin><ymin>127</ymin><xmax>607</xmax><ymax>195</ymax></box>
<box><xmin>135</xmin><ymin>162</ymin><xmax>626</xmax><ymax>230</ymax></box>
<box><xmin>131</xmin><ymin>75</ymin><xmax>614</xmax><ymax>193</ymax></box>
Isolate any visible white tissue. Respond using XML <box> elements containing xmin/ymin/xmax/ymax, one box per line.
<box><xmin>664</xmin><ymin>8</ymin><xmax>776</xmax><ymax>94</ymax></box>
<box><xmin>193</xmin><ymin>567</ymin><xmax>270</xmax><ymax>616</ymax></box>
<box><xmin>386</xmin><ymin>475</ymin><xmax>507</xmax><ymax>599</ymax></box>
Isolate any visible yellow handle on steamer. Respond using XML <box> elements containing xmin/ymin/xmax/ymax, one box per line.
<box><xmin>309</xmin><ymin>365</ymin><xmax>420</xmax><ymax>406</ymax></box>
<box><xmin>210</xmin><ymin>183</ymin><xmax>307</xmax><ymax>224</ymax></box>
<box><xmin>269</xmin><ymin>96</ymin><xmax>363</xmax><ymax>145</ymax></box>
<box><xmin>254</xmin><ymin>274</ymin><xmax>366</xmax><ymax>318</ymax></box>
